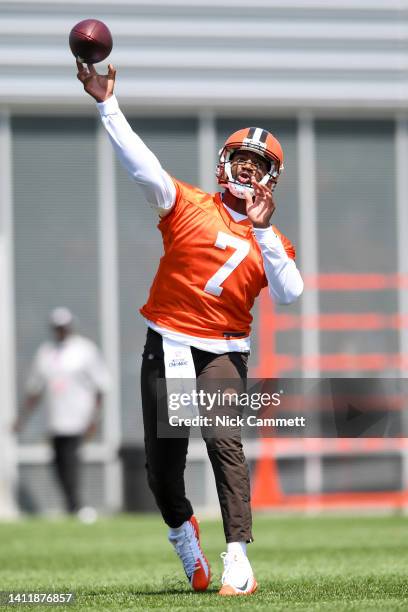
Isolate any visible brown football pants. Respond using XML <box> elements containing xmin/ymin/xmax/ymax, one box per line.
<box><xmin>141</xmin><ymin>327</ymin><xmax>253</xmax><ymax>543</ymax></box>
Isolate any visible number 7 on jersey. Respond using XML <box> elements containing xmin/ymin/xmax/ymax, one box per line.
<box><xmin>204</xmin><ymin>231</ymin><xmax>250</xmax><ymax>297</ymax></box>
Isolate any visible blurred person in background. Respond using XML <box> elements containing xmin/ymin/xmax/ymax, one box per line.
<box><xmin>14</xmin><ymin>307</ymin><xmax>110</xmax><ymax>518</ymax></box>
<box><xmin>75</xmin><ymin>60</ymin><xmax>302</xmax><ymax>595</ymax></box>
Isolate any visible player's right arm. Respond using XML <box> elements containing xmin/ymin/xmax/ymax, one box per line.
<box><xmin>76</xmin><ymin>61</ymin><xmax>176</xmax><ymax>215</ymax></box>
<box><xmin>13</xmin><ymin>392</ymin><xmax>42</xmax><ymax>433</ymax></box>
<box><xmin>13</xmin><ymin>348</ymin><xmax>45</xmax><ymax>433</ymax></box>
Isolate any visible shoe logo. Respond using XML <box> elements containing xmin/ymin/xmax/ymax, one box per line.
<box><xmin>236</xmin><ymin>579</ymin><xmax>248</xmax><ymax>592</ymax></box>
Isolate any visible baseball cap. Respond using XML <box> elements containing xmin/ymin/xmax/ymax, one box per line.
<box><xmin>49</xmin><ymin>307</ymin><xmax>73</xmax><ymax>328</ymax></box>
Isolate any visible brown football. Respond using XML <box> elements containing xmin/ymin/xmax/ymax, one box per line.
<box><xmin>69</xmin><ymin>19</ymin><xmax>113</xmax><ymax>64</ymax></box>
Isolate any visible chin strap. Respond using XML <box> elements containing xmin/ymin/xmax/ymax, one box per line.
<box><xmin>226</xmin><ymin>181</ymin><xmax>254</xmax><ymax>200</ymax></box>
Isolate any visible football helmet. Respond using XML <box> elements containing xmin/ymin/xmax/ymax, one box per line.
<box><xmin>216</xmin><ymin>127</ymin><xmax>284</xmax><ymax>199</ymax></box>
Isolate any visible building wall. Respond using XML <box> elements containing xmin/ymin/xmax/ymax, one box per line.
<box><xmin>0</xmin><ymin>0</ymin><xmax>406</xmax><ymax>110</ymax></box>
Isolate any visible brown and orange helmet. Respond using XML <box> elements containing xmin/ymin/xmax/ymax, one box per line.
<box><xmin>216</xmin><ymin>127</ymin><xmax>284</xmax><ymax>198</ymax></box>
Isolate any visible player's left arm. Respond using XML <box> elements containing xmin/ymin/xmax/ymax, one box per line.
<box><xmin>245</xmin><ymin>178</ymin><xmax>304</xmax><ymax>305</ymax></box>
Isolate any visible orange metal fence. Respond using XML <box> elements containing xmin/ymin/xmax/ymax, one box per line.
<box><xmin>251</xmin><ymin>273</ymin><xmax>408</xmax><ymax>510</ymax></box>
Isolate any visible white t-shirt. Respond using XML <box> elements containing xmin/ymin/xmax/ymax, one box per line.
<box><xmin>26</xmin><ymin>335</ymin><xmax>110</xmax><ymax>435</ymax></box>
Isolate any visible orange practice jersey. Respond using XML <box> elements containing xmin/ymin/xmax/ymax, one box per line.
<box><xmin>140</xmin><ymin>178</ymin><xmax>295</xmax><ymax>339</ymax></box>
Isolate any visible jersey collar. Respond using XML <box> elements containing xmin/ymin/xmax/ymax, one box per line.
<box><xmin>214</xmin><ymin>192</ymin><xmax>253</xmax><ymax>239</ymax></box>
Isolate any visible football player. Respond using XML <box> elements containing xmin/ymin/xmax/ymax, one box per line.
<box><xmin>76</xmin><ymin>61</ymin><xmax>303</xmax><ymax>596</ymax></box>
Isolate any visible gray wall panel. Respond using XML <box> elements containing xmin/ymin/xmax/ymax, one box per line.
<box><xmin>12</xmin><ymin>116</ymin><xmax>100</xmax><ymax>443</ymax></box>
<box><xmin>0</xmin><ymin>1</ymin><xmax>405</xmax><ymax>109</ymax></box>
<box><xmin>316</xmin><ymin>119</ymin><xmax>398</xmax><ymax>375</ymax></box>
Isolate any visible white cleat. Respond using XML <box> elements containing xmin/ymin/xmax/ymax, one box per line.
<box><xmin>218</xmin><ymin>551</ymin><xmax>258</xmax><ymax>596</ymax></box>
<box><xmin>168</xmin><ymin>516</ymin><xmax>211</xmax><ymax>591</ymax></box>
<box><xmin>77</xmin><ymin>506</ymin><xmax>98</xmax><ymax>524</ymax></box>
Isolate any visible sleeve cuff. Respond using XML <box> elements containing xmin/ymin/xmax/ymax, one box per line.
<box><xmin>96</xmin><ymin>94</ymin><xmax>119</xmax><ymax>116</ymax></box>
<box><xmin>253</xmin><ymin>226</ymin><xmax>284</xmax><ymax>248</ymax></box>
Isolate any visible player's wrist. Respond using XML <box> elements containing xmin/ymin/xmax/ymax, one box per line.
<box><xmin>251</xmin><ymin>221</ymin><xmax>270</xmax><ymax>229</ymax></box>
<box><xmin>91</xmin><ymin>92</ymin><xmax>111</xmax><ymax>103</ymax></box>
<box><xmin>252</xmin><ymin>225</ymin><xmax>275</xmax><ymax>240</ymax></box>
<box><xmin>96</xmin><ymin>94</ymin><xmax>119</xmax><ymax>115</ymax></box>
<box><xmin>97</xmin><ymin>92</ymin><xmax>113</xmax><ymax>103</ymax></box>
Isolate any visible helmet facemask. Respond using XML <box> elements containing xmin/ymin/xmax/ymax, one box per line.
<box><xmin>220</xmin><ymin>146</ymin><xmax>280</xmax><ymax>199</ymax></box>
<box><xmin>216</xmin><ymin>131</ymin><xmax>283</xmax><ymax>200</ymax></box>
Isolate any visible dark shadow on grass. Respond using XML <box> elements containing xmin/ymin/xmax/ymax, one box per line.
<box><xmin>129</xmin><ymin>574</ymin><xmax>219</xmax><ymax>596</ymax></box>
<box><xmin>127</xmin><ymin>589</ymin><xmax>219</xmax><ymax>596</ymax></box>
<box><xmin>82</xmin><ymin>575</ymin><xmax>220</xmax><ymax>597</ymax></box>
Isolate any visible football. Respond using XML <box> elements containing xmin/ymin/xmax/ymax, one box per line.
<box><xmin>69</xmin><ymin>19</ymin><xmax>112</xmax><ymax>64</ymax></box>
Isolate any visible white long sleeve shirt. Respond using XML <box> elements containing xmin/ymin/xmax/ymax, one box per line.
<box><xmin>97</xmin><ymin>95</ymin><xmax>303</xmax><ymax>352</ymax></box>
<box><xmin>26</xmin><ymin>335</ymin><xmax>110</xmax><ymax>435</ymax></box>
<box><xmin>97</xmin><ymin>95</ymin><xmax>176</xmax><ymax>213</ymax></box>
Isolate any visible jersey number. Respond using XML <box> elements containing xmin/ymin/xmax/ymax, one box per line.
<box><xmin>204</xmin><ymin>231</ymin><xmax>250</xmax><ymax>296</ymax></box>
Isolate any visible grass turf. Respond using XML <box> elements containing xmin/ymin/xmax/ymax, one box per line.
<box><xmin>0</xmin><ymin>514</ymin><xmax>408</xmax><ymax>611</ymax></box>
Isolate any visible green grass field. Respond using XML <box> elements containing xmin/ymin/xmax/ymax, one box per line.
<box><xmin>1</xmin><ymin>514</ymin><xmax>408</xmax><ymax>611</ymax></box>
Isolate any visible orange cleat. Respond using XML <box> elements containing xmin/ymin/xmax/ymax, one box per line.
<box><xmin>168</xmin><ymin>516</ymin><xmax>211</xmax><ymax>591</ymax></box>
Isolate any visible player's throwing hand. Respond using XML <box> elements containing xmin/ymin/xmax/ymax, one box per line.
<box><xmin>244</xmin><ymin>177</ymin><xmax>276</xmax><ymax>228</ymax></box>
<box><xmin>76</xmin><ymin>60</ymin><xmax>116</xmax><ymax>103</ymax></box>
